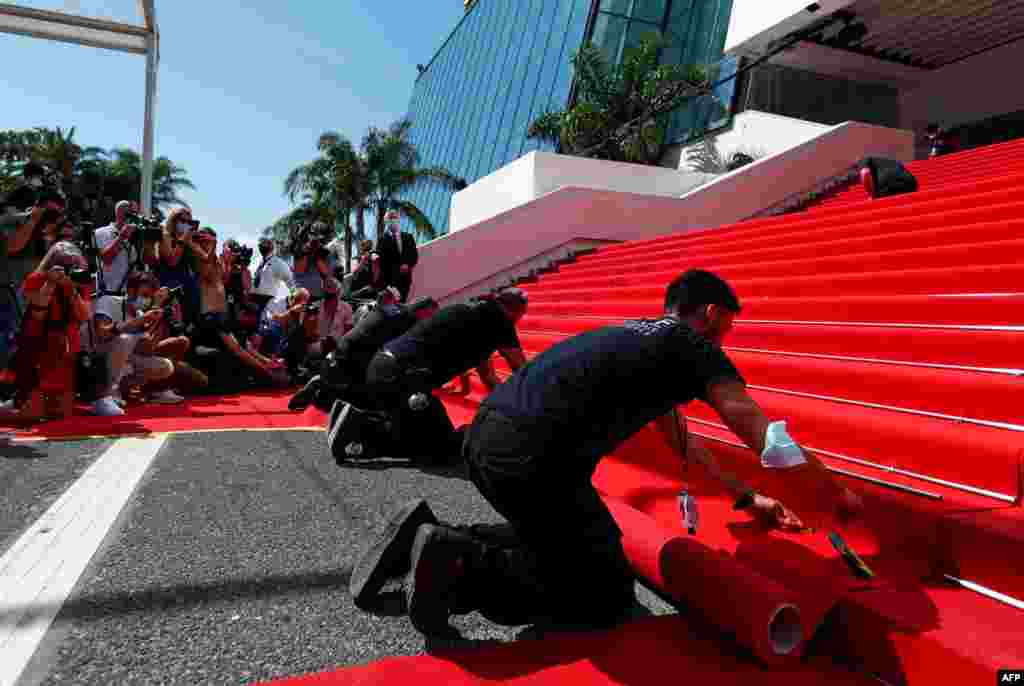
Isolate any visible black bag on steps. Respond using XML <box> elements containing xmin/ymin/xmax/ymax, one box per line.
<box><xmin>861</xmin><ymin>157</ymin><xmax>918</xmax><ymax>198</ymax></box>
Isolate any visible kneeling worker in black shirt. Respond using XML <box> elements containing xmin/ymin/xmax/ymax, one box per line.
<box><xmin>352</xmin><ymin>270</ymin><xmax>864</xmax><ymax>638</ymax></box>
<box><xmin>289</xmin><ymin>289</ymin><xmax>438</xmax><ymax>412</ymax></box>
<box><xmin>364</xmin><ymin>286</ymin><xmax>528</xmax><ymax>408</ymax></box>
<box><xmin>330</xmin><ymin>288</ymin><xmax>528</xmax><ymax>465</ymax></box>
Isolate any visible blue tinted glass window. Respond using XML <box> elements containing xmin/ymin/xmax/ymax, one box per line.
<box><xmin>453</xmin><ymin>3</ymin><xmax>497</xmax><ymax>179</ymax></box>
<box><xmin>465</xmin><ymin>0</ymin><xmax>507</xmax><ymax>179</ymax></box>
<box><xmin>632</xmin><ymin>0</ymin><xmax>667</xmax><ymax>23</ymax></box>
<box><xmin>472</xmin><ymin>0</ymin><xmax>522</xmax><ymax>179</ymax></box>
<box><xmin>482</xmin><ymin>0</ymin><xmax>535</xmax><ymax>173</ymax></box>
<box><xmin>600</xmin><ymin>0</ymin><xmax>632</xmax><ymax>15</ymax></box>
<box><xmin>495</xmin><ymin>0</ymin><xmax>547</xmax><ymax>167</ymax></box>
<box><xmin>511</xmin><ymin>0</ymin><xmax>561</xmax><ymax>159</ymax></box>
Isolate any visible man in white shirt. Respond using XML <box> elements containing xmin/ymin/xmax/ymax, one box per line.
<box><xmin>94</xmin><ymin>200</ymin><xmax>141</xmax><ymax>293</ymax></box>
<box><xmin>252</xmin><ymin>237</ymin><xmax>294</xmax><ymax>301</ymax></box>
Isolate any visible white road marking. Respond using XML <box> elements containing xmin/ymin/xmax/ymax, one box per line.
<box><xmin>0</xmin><ymin>436</ymin><xmax>167</xmax><ymax>686</ymax></box>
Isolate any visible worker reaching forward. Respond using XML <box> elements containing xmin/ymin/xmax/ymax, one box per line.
<box><xmin>352</xmin><ymin>269</ymin><xmax>863</xmax><ymax>638</ymax></box>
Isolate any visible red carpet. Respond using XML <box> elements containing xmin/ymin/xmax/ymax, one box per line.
<box><xmin>0</xmin><ymin>390</ymin><xmax>326</xmax><ymax>440</ymax></box>
<box><xmin>439</xmin><ymin>140</ymin><xmax>1024</xmax><ymax>686</ymax></box>
<box><xmin>257</xmin><ymin>615</ymin><xmax>876</xmax><ymax>686</ymax></box>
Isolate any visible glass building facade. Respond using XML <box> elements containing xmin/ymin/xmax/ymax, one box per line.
<box><xmin>402</xmin><ymin>0</ymin><xmax>735</xmax><ymax>237</ymax></box>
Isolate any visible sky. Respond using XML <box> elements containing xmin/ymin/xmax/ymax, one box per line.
<box><xmin>0</xmin><ymin>0</ymin><xmax>467</xmax><ymax>249</ymax></box>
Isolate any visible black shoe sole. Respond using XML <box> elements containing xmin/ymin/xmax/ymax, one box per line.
<box><xmin>327</xmin><ymin>401</ymin><xmax>356</xmax><ymax>460</ymax></box>
<box><xmin>405</xmin><ymin>525</ymin><xmax>461</xmax><ymax>639</ymax></box>
<box><xmin>350</xmin><ymin>500</ymin><xmax>438</xmax><ymax>611</ymax></box>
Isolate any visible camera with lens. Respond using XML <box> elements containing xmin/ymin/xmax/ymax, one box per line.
<box><xmin>304</xmin><ymin>295</ymin><xmax>324</xmax><ymax>315</ymax></box>
<box><xmin>68</xmin><ymin>266</ymin><xmax>95</xmax><ymax>285</ymax></box>
<box><xmin>295</xmin><ymin>222</ymin><xmax>332</xmax><ymax>261</ymax></box>
<box><xmin>235</xmin><ymin>244</ymin><xmax>254</xmax><ymax>267</ymax></box>
<box><xmin>161</xmin><ymin>286</ymin><xmax>186</xmax><ymax>336</ymax></box>
<box><xmin>124</xmin><ymin>212</ymin><xmax>164</xmax><ymax>242</ymax></box>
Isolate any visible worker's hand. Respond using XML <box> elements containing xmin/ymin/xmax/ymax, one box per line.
<box><xmin>750</xmin><ymin>495</ymin><xmax>807</xmax><ymax>532</ymax></box>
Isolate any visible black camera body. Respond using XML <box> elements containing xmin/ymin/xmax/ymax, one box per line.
<box><xmin>124</xmin><ymin>212</ymin><xmax>164</xmax><ymax>242</ymax></box>
<box><xmin>162</xmin><ymin>286</ymin><xmax>186</xmax><ymax>336</ymax></box>
<box><xmin>68</xmin><ymin>267</ymin><xmax>94</xmax><ymax>285</ymax></box>
<box><xmin>236</xmin><ymin>244</ymin><xmax>254</xmax><ymax>267</ymax></box>
<box><xmin>304</xmin><ymin>294</ymin><xmax>325</xmax><ymax>315</ymax></box>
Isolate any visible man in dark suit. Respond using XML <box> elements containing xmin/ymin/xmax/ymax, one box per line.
<box><xmin>376</xmin><ymin>209</ymin><xmax>419</xmax><ymax>302</ymax></box>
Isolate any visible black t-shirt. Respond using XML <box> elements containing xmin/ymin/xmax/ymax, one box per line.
<box><xmin>337</xmin><ymin>303</ymin><xmax>417</xmax><ymax>374</ymax></box>
<box><xmin>385</xmin><ymin>301</ymin><xmax>521</xmax><ymax>387</ymax></box>
<box><xmin>483</xmin><ymin>316</ymin><xmax>745</xmax><ymax>470</ymax></box>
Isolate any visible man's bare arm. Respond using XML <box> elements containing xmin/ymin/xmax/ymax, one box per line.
<box><xmin>705</xmin><ymin>381</ymin><xmax>853</xmax><ymax>505</ymax></box>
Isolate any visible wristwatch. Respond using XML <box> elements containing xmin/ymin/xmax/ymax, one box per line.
<box><xmin>733</xmin><ymin>490</ymin><xmax>757</xmax><ymax>511</ymax></box>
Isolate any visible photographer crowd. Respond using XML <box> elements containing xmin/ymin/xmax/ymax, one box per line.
<box><xmin>0</xmin><ymin>165</ymin><xmax>447</xmax><ymax>427</ymax></box>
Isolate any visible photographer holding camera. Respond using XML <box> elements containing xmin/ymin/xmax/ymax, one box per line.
<box><xmin>95</xmin><ymin>200</ymin><xmax>161</xmax><ymax>293</ymax></box>
<box><xmin>188</xmin><ymin>226</ymin><xmax>282</xmax><ymax>387</ymax></box>
<box><xmin>1</xmin><ymin>180</ymin><xmax>67</xmax><ymax>376</ymax></box>
<box><xmin>1</xmin><ymin>241</ymin><xmax>91</xmax><ymax>423</ymax></box>
<box><xmin>157</xmin><ymin>208</ymin><xmax>202</xmax><ymax>325</ymax></box>
<box><xmin>87</xmin><ymin>270</ymin><xmax>179</xmax><ymax>416</ymax></box>
<box><xmin>292</xmin><ymin>222</ymin><xmax>332</xmax><ymax>299</ymax></box>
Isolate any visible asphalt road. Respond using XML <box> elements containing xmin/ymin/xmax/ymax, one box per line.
<box><xmin>0</xmin><ymin>435</ymin><xmax>112</xmax><ymax>554</ymax></box>
<box><xmin>5</xmin><ymin>430</ymin><xmax>674</xmax><ymax>686</ymax></box>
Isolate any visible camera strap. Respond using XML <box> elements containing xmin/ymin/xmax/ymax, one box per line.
<box><xmin>670</xmin><ymin>406</ymin><xmax>688</xmax><ymax>474</ymax></box>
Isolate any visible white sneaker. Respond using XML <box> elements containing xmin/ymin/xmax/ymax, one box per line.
<box><xmin>0</xmin><ymin>399</ymin><xmax>14</xmax><ymax>411</ymax></box>
<box><xmin>148</xmin><ymin>390</ymin><xmax>184</xmax><ymax>404</ymax></box>
<box><xmin>195</xmin><ymin>346</ymin><xmax>218</xmax><ymax>356</ymax></box>
<box><xmin>94</xmin><ymin>396</ymin><xmax>125</xmax><ymax>417</ymax></box>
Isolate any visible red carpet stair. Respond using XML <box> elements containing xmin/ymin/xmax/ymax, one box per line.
<box><xmin>441</xmin><ymin>139</ymin><xmax>1024</xmax><ymax>685</ymax></box>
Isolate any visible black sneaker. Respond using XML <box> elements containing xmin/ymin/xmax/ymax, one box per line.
<box><xmin>405</xmin><ymin>524</ymin><xmax>468</xmax><ymax>639</ymax></box>
<box><xmin>289</xmin><ymin>375</ymin><xmax>322</xmax><ymax>411</ymax></box>
<box><xmin>350</xmin><ymin>500</ymin><xmax>439</xmax><ymax>611</ymax></box>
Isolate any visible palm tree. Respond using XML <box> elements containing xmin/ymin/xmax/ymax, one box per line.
<box><xmin>106</xmin><ymin>147</ymin><xmax>196</xmax><ymax>210</ymax></box>
<box><xmin>361</xmin><ymin>118</ymin><xmax>465</xmax><ymax>240</ymax></box>
<box><xmin>528</xmin><ymin>34</ymin><xmax>712</xmax><ymax>165</ymax></box>
<box><xmin>283</xmin><ymin>131</ymin><xmax>372</xmax><ymax>267</ymax></box>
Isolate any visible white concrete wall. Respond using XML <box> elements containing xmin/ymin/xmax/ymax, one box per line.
<box><xmin>449</xmin><ymin>151</ymin><xmax>715</xmax><ymax>234</ymax></box>
<box><xmin>666</xmin><ymin>110</ymin><xmax>832</xmax><ymax>171</ymax></box>
<box><xmin>900</xmin><ymin>38</ymin><xmax>1024</xmax><ymax>147</ymax></box>
<box><xmin>675</xmin><ymin>120</ymin><xmax>914</xmax><ymax>223</ymax></box>
<box><xmin>411</xmin><ymin>120</ymin><xmax>915</xmax><ymax>304</ymax></box>
<box><xmin>725</xmin><ymin>0</ymin><xmax>855</xmax><ymax>56</ymax></box>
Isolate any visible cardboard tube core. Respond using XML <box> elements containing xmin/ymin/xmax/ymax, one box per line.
<box><xmin>768</xmin><ymin>604</ymin><xmax>803</xmax><ymax>655</ymax></box>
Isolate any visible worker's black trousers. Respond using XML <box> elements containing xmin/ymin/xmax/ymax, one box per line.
<box><xmin>456</xmin><ymin>407</ymin><xmax>636</xmax><ymax>628</ymax></box>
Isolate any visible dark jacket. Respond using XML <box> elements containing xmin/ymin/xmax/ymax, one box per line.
<box><xmin>376</xmin><ymin>231</ymin><xmax>419</xmax><ymax>281</ymax></box>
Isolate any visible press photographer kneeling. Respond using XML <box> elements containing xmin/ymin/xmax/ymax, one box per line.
<box><xmin>88</xmin><ymin>271</ymin><xmax>178</xmax><ymax>416</ymax></box>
